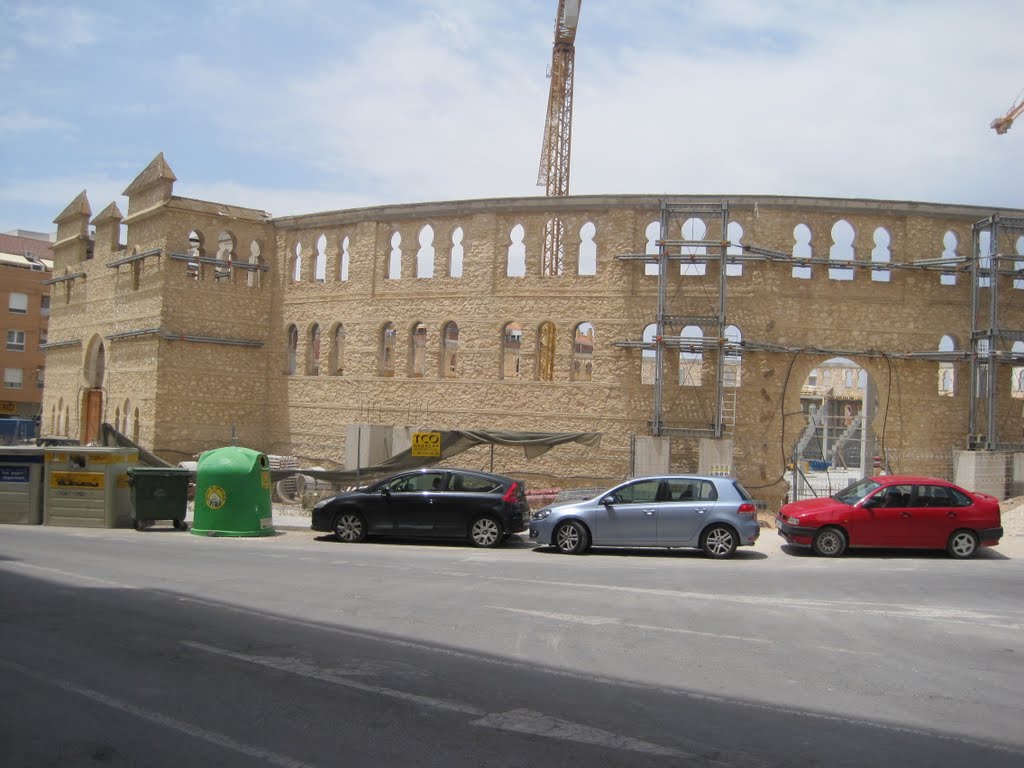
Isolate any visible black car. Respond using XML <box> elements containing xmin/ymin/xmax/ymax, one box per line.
<box><xmin>311</xmin><ymin>468</ymin><xmax>529</xmax><ymax>547</ymax></box>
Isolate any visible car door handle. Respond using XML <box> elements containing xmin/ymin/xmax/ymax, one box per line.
<box><xmin>644</xmin><ymin>509</ymin><xmax>656</xmax><ymax>516</ymax></box>
<box><xmin>947</xmin><ymin>511</ymin><xmax>957</xmax><ymax>519</ymax></box>
<box><xmin>900</xmin><ymin>512</ymin><xmax>911</xmax><ymax>518</ymax></box>
<box><xmin>693</xmin><ymin>508</ymin><xmax>708</xmax><ymax>514</ymax></box>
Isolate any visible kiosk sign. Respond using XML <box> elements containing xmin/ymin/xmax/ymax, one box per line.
<box><xmin>411</xmin><ymin>431</ymin><xmax>442</xmax><ymax>457</ymax></box>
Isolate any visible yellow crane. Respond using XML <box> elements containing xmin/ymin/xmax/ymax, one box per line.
<box><xmin>991</xmin><ymin>89</ymin><xmax>1024</xmax><ymax>134</ymax></box>
<box><xmin>538</xmin><ymin>0</ymin><xmax>581</xmax><ymax>197</ymax></box>
<box><xmin>538</xmin><ymin>0</ymin><xmax>581</xmax><ymax>278</ymax></box>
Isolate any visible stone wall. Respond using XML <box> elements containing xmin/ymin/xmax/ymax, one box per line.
<box><xmin>41</xmin><ymin>156</ymin><xmax>1024</xmax><ymax>510</ymax></box>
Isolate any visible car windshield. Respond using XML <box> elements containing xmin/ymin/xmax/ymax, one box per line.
<box><xmin>833</xmin><ymin>478</ymin><xmax>881</xmax><ymax>505</ymax></box>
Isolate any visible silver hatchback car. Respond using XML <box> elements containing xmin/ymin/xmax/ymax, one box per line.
<box><xmin>529</xmin><ymin>475</ymin><xmax>760</xmax><ymax>558</ymax></box>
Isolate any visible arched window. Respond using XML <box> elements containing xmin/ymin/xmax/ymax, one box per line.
<box><xmin>416</xmin><ymin>226</ymin><xmax>435</xmax><ymax>278</ymax></box>
<box><xmin>450</xmin><ymin>227</ymin><xmax>464</xmax><ymax>278</ymax></box>
<box><xmin>572</xmin><ymin>323</ymin><xmax>594</xmax><ymax>381</ymax></box>
<box><xmin>645</xmin><ymin>220</ymin><xmax>660</xmax><ymax>277</ymax></box>
<box><xmin>829</xmin><ymin>220</ymin><xmax>855</xmax><ymax>281</ymax></box>
<box><xmin>726</xmin><ymin>222</ymin><xmax>743</xmax><ymax>277</ymax></box>
<box><xmin>792</xmin><ymin>223</ymin><xmax>812</xmax><ymax>279</ymax></box>
<box><xmin>307</xmin><ymin>324</ymin><xmax>321</xmax><ymax>375</ymax></box>
<box><xmin>502</xmin><ymin>322</ymin><xmax>523</xmax><ymax>380</ymax></box>
<box><xmin>411</xmin><ymin>323</ymin><xmax>428</xmax><ymax>377</ymax></box>
<box><xmin>542</xmin><ymin>218</ymin><xmax>564</xmax><ymax>276</ymax></box>
<box><xmin>442</xmin><ymin>322</ymin><xmax>459</xmax><ymax>379</ymax></box>
<box><xmin>380</xmin><ymin>323</ymin><xmax>397</xmax><ymax>377</ymax></box>
<box><xmin>578</xmin><ymin>222</ymin><xmax>597</xmax><ymax>275</ymax></box>
<box><xmin>122</xmin><ymin>398</ymin><xmax>131</xmax><ymax>435</ymax></box>
<box><xmin>641</xmin><ymin>324</ymin><xmax>658</xmax><ymax>385</ymax></box>
<box><xmin>329</xmin><ymin>324</ymin><xmax>346</xmax><ymax>375</ymax></box>
<box><xmin>978</xmin><ymin>229</ymin><xmax>992</xmax><ymax>289</ymax></box>
<box><xmin>132</xmin><ymin>407</ymin><xmax>140</xmax><ymax>443</ymax></box>
<box><xmin>286</xmin><ymin>325</ymin><xmax>298</xmax><ymax>375</ymax></box>
<box><xmin>339</xmin><ymin>236</ymin><xmax>351</xmax><ymax>281</ymax></box>
<box><xmin>215</xmin><ymin>231</ymin><xmax>234</xmax><ymax>282</ymax></box>
<box><xmin>315</xmin><ymin>234</ymin><xmax>327</xmax><ymax>283</ymax></box>
<box><xmin>1012</xmin><ymin>341</ymin><xmax>1024</xmax><ymax>399</ymax></box>
<box><xmin>537</xmin><ymin>322</ymin><xmax>556</xmax><ymax>381</ymax></box>
<box><xmin>681</xmin><ymin>218</ymin><xmax>707</xmax><ymax>277</ymax></box>
<box><xmin>388</xmin><ymin>232</ymin><xmax>402</xmax><ymax>280</ymax></box>
<box><xmin>187</xmin><ymin>230</ymin><xmax>204</xmax><ymax>280</ymax></box>
<box><xmin>247</xmin><ymin>240</ymin><xmax>263</xmax><ymax>288</ymax></box>
<box><xmin>680</xmin><ymin>326</ymin><xmax>703</xmax><ymax>387</ymax></box>
<box><xmin>724</xmin><ymin>325</ymin><xmax>742</xmax><ymax>387</ymax></box>
<box><xmin>937</xmin><ymin>335</ymin><xmax>954</xmax><ymax>397</ymax></box>
<box><xmin>292</xmin><ymin>242</ymin><xmax>303</xmax><ymax>284</ymax></box>
<box><xmin>871</xmin><ymin>228</ymin><xmax>891</xmax><ymax>283</ymax></box>
<box><xmin>1014</xmin><ymin>236</ymin><xmax>1024</xmax><ymax>290</ymax></box>
<box><xmin>507</xmin><ymin>224</ymin><xmax>526</xmax><ymax>277</ymax></box>
<box><xmin>940</xmin><ymin>231</ymin><xmax>958</xmax><ymax>286</ymax></box>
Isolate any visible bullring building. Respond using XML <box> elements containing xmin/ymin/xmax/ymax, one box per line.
<box><xmin>40</xmin><ymin>154</ymin><xmax>1024</xmax><ymax>509</ymax></box>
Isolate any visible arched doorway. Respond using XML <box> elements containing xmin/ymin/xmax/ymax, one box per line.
<box><xmin>81</xmin><ymin>336</ymin><xmax>106</xmax><ymax>444</ymax></box>
<box><xmin>791</xmin><ymin>357</ymin><xmax>879</xmax><ymax>501</ymax></box>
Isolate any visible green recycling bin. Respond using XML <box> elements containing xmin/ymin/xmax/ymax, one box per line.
<box><xmin>191</xmin><ymin>446</ymin><xmax>274</xmax><ymax>537</ymax></box>
<box><xmin>128</xmin><ymin>467</ymin><xmax>191</xmax><ymax>531</ymax></box>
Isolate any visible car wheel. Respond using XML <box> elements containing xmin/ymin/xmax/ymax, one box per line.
<box><xmin>469</xmin><ymin>515</ymin><xmax>503</xmax><ymax>548</ymax></box>
<box><xmin>333</xmin><ymin>511</ymin><xmax>367</xmax><ymax>543</ymax></box>
<box><xmin>812</xmin><ymin>526</ymin><xmax>847</xmax><ymax>557</ymax></box>
<box><xmin>700</xmin><ymin>524</ymin><xmax>737</xmax><ymax>559</ymax></box>
<box><xmin>554</xmin><ymin>520</ymin><xmax>590</xmax><ymax>554</ymax></box>
<box><xmin>947</xmin><ymin>529</ymin><xmax>979</xmax><ymax>559</ymax></box>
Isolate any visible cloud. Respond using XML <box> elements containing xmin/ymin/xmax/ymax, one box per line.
<box><xmin>11</xmin><ymin>3</ymin><xmax>101</xmax><ymax>50</ymax></box>
<box><xmin>0</xmin><ymin>107</ymin><xmax>73</xmax><ymax>137</ymax></box>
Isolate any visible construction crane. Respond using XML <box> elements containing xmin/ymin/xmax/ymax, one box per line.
<box><xmin>991</xmin><ymin>89</ymin><xmax>1024</xmax><ymax>134</ymax></box>
<box><xmin>538</xmin><ymin>0</ymin><xmax>581</xmax><ymax>277</ymax></box>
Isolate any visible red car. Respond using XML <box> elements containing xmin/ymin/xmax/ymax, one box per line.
<box><xmin>776</xmin><ymin>475</ymin><xmax>1003</xmax><ymax>558</ymax></box>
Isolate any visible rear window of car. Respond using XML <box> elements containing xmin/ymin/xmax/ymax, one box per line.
<box><xmin>450</xmin><ymin>473</ymin><xmax>501</xmax><ymax>493</ymax></box>
<box><xmin>731</xmin><ymin>481</ymin><xmax>752</xmax><ymax>501</ymax></box>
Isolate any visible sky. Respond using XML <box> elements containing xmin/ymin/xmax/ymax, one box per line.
<box><xmin>2</xmin><ymin>0</ymin><xmax>1023</xmax><ymax>237</ymax></box>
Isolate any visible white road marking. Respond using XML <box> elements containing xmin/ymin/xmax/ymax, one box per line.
<box><xmin>490</xmin><ymin>605</ymin><xmax>771</xmax><ymax>643</ymax></box>
<box><xmin>0</xmin><ymin>657</ymin><xmax>313</xmax><ymax>768</ymax></box>
<box><xmin>183</xmin><ymin>641</ymin><xmax>696</xmax><ymax>761</ymax></box>
<box><xmin>488</xmin><ymin>576</ymin><xmax>1024</xmax><ymax>631</ymax></box>
<box><xmin>0</xmin><ymin>561</ymin><xmax>137</xmax><ymax>589</ymax></box>
<box><xmin>472</xmin><ymin>708</ymin><xmax>695</xmax><ymax>760</ymax></box>
<box><xmin>489</xmin><ymin>606</ymin><xmax>880</xmax><ymax>656</ymax></box>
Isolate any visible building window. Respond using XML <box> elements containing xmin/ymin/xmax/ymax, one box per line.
<box><xmin>8</xmin><ymin>292</ymin><xmax>28</xmax><ymax>314</ymax></box>
<box><xmin>40</xmin><ymin>295</ymin><xmax>51</xmax><ymax>316</ymax></box>
<box><xmin>4</xmin><ymin>368</ymin><xmax>23</xmax><ymax>389</ymax></box>
<box><xmin>36</xmin><ymin>368</ymin><xmax>44</xmax><ymax>389</ymax></box>
<box><xmin>7</xmin><ymin>330</ymin><xmax>26</xmax><ymax>352</ymax></box>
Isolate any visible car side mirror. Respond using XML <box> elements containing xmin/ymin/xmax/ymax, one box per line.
<box><xmin>601</xmin><ymin>495</ymin><xmax>616</xmax><ymax>506</ymax></box>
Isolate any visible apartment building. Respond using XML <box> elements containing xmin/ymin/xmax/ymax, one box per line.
<box><xmin>0</xmin><ymin>231</ymin><xmax>53</xmax><ymax>424</ymax></box>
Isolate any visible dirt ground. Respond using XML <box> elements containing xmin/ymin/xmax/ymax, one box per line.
<box><xmin>999</xmin><ymin>497</ymin><xmax>1024</xmax><ymax>536</ymax></box>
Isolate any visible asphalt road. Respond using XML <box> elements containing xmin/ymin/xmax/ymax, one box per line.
<box><xmin>1</xmin><ymin>523</ymin><xmax>1022</xmax><ymax>767</ymax></box>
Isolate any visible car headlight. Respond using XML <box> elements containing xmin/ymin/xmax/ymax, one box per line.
<box><xmin>787</xmin><ymin>516</ymin><xmax>800</xmax><ymax>526</ymax></box>
<box><xmin>313</xmin><ymin>498</ymin><xmax>333</xmax><ymax>510</ymax></box>
<box><xmin>532</xmin><ymin>509</ymin><xmax>551</xmax><ymax>521</ymax></box>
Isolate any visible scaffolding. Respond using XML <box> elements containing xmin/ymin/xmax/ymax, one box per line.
<box><xmin>616</xmin><ymin>200</ymin><xmax>731</xmax><ymax>438</ymax></box>
<box><xmin>615</xmin><ymin>198</ymin><xmax>1024</xmax><ymax>453</ymax></box>
<box><xmin>969</xmin><ymin>213</ymin><xmax>1024</xmax><ymax>449</ymax></box>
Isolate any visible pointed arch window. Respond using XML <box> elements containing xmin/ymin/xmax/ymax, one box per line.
<box><xmin>442</xmin><ymin>322</ymin><xmax>459</xmax><ymax>379</ymax></box>
<box><xmin>502</xmin><ymin>322</ymin><xmax>523</xmax><ymax>380</ymax></box>
<box><xmin>380</xmin><ymin>323</ymin><xmax>397</xmax><ymax>377</ymax></box>
<box><xmin>572</xmin><ymin>323</ymin><xmax>594</xmax><ymax>381</ymax></box>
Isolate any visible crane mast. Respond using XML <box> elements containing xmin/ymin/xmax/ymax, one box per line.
<box><xmin>538</xmin><ymin>0</ymin><xmax>581</xmax><ymax>278</ymax></box>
